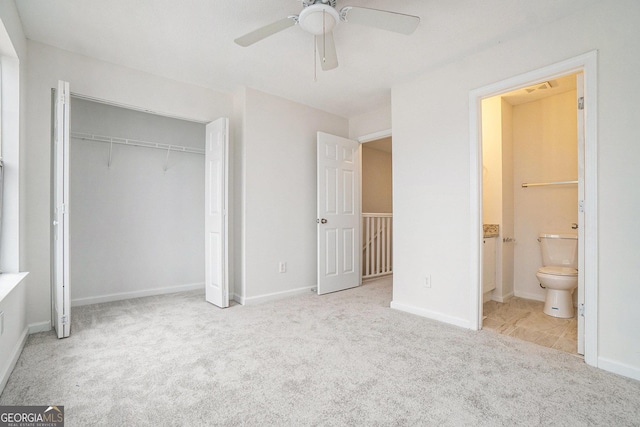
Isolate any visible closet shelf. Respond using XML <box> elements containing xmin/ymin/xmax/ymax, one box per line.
<box><xmin>70</xmin><ymin>131</ymin><xmax>205</xmax><ymax>155</ymax></box>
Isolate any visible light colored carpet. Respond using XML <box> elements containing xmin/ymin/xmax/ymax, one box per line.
<box><xmin>2</xmin><ymin>277</ymin><xmax>639</xmax><ymax>426</ymax></box>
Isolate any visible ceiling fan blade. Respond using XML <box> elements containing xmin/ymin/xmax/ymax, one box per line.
<box><xmin>316</xmin><ymin>31</ymin><xmax>338</xmax><ymax>71</ymax></box>
<box><xmin>341</xmin><ymin>7</ymin><xmax>420</xmax><ymax>35</ymax></box>
<box><xmin>234</xmin><ymin>17</ymin><xmax>297</xmax><ymax>47</ymax></box>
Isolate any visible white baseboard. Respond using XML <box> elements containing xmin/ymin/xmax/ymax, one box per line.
<box><xmin>598</xmin><ymin>357</ymin><xmax>640</xmax><ymax>382</ymax></box>
<box><xmin>237</xmin><ymin>286</ymin><xmax>315</xmax><ymax>306</ymax></box>
<box><xmin>28</xmin><ymin>321</ymin><xmax>51</xmax><ymax>334</ymax></box>
<box><xmin>232</xmin><ymin>293</ymin><xmax>243</xmax><ymax>305</ymax></box>
<box><xmin>71</xmin><ymin>282</ymin><xmax>205</xmax><ymax>307</ymax></box>
<box><xmin>492</xmin><ymin>292</ymin><xmax>514</xmax><ymax>303</ymax></box>
<box><xmin>390</xmin><ymin>301</ymin><xmax>471</xmax><ymax>329</ymax></box>
<box><xmin>513</xmin><ymin>290</ymin><xmax>546</xmax><ymax>302</ymax></box>
<box><xmin>0</xmin><ymin>326</ymin><xmax>28</xmax><ymax>394</ymax></box>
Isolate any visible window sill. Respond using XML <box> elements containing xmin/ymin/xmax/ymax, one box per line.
<box><xmin>0</xmin><ymin>272</ymin><xmax>29</xmax><ymax>302</ymax></box>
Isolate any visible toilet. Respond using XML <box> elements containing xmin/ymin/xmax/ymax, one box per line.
<box><xmin>536</xmin><ymin>232</ymin><xmax>578</xmax><ymax>318</ymax></box>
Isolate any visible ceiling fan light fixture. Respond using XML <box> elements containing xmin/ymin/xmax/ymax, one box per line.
<box><xmin>298</xmin><ymin>4</ymin><xmax>340</xmax><ymax>35</ymax></box>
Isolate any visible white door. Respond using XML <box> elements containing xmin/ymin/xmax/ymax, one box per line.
<box><xmin>205</xmin><ymin>118</ymin><xmax>230</xmax><ymax>308</ymax></box>
<box><xmin>576</xmin><ymin>73</ymin><xmax>585</xmax><ymax>355</ymax></box>
<box><xmin>52</xmin><ymin>80</ymin><xmax>71</xmax><ymax>338</ymax></box>
<box><xmin>317</xmin><ymin>132</ymin><xmax>361</xmax><ymax>295</ymax></box>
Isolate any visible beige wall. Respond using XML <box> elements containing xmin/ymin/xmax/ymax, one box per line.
<box><xmin>362</xmin><ymin>145</ymin><xmax>393</xmax><ymax>213</ymax></box>
<box><xmin>481</xmin><ymin>97</ymin><xmax>503</xmax><ymax>225</ymax></box>
<box><xmin>500</xmin><ymin>99</ymin><xmax>515</xmax><ymax>301</ymax></box>
<box><xmin>513</xmin><ymin>90</ymin><xmax>578</xmax><ymax>301</ymax></box>
<box><xmin>481</xmin><ymin>96</ymin><xmax>515</xmax><ymax>302</ymax></box>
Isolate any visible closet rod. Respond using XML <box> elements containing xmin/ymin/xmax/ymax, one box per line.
<box><xmin>521</xmin><ymin>180</ymin><xmax>578</xmax><ymax>188</ymax></box>
<box><xmin>70</xmin><ymin>131</ymin><xmax>205</xmax><ymax>155</ymax></box>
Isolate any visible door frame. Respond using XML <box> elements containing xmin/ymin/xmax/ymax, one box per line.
<box><xmin>357</xmin><ymin>129</ymin><xmax>392</xmax><ymax>283</ymax></box>
<box><xmin>468</xmin><ymin>51</ymin><xmax>598</xmax><ymax>366</ymax></box>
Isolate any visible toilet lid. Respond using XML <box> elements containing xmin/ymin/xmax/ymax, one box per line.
<box><xmin>539</xmin><ymin>266</ymin><xmax>578</xmax><ymax>276</ymax></box>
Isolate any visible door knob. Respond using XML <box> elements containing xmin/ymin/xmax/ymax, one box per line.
<box><xmin>317</xmin><ymin>218</ymin><xmax>328</xmax><ymax>224</ymax></box>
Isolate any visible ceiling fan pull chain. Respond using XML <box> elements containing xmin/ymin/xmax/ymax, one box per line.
<box><xmin>322</xmin><ymin>9</ymin><xmax>326</xmax><ymax>63</ymax></box>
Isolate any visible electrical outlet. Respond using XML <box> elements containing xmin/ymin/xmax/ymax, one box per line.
<box><xmin>279</xmin><ymin>262</ymin><xmax>287</xmax><ymax>273</ymax></box>
<box><xmin>424</xmin><ymin>275</ymin><xmax>431</xmax><ymax>288</ymax></box>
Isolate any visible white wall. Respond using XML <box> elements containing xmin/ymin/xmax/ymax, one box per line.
<box><xmin>0</xmin><ymin>0</ymin><xmax>25</xmax><ymax>274</ymax></box>
<box><xmin>362</xmin><ymin>146</ymin><xmax>392</xmax><ymax>213</ymax></box>
<box><xmin>69</xmin><ymin>98</ymin><xmax>206</xmax><ymax>305</ymax></box>
<box><xmin>0</xmin><ymin>0</ymin><xmax>28</xmax><ymax>394</ymax></box>
<box><xmin>237</xmin><ymin>87</ymin><xmax>348</xmax><ymax>303</ymax></box>
<box><xmin>349</xmin><ymin>105</ymin><xmax>391</xmax><ymax>140</ymax></box>
<box><xmin>513</xmin><ymin>90</ymin><xmax>577</xmax><ymax>301</ymax></box>
<box><xmin>232</xmin><ymin>88</ymin><xmax>246</xmax><ymax>301</ymax></box>
<box><xmin>392</xmin><ymin>0</ymin><xmax>640</xmax><ymax>378</ymax></box>
<box><xmin>0</xmin><ymin>274</ymin><xmax>27</xmax><ymax>393</ymax></box>
<box><xmin>25</xmin><ymin>42</ymin><xmax>232</xmax><ymax>328</ymax></box>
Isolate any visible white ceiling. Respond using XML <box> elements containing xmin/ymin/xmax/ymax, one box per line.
<box><xmin>15</xmin><ymin>0</ymin><xmax>593</xmax><ymax>118</ymax></box>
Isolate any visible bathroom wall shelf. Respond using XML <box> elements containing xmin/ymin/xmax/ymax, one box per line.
<box><xmin>521</xmin><ymin>180</ymin><xmax>578</xmax><ymax>188</ymax></box>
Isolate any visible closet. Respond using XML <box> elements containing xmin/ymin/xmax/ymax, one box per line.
<box><xmin>69</xmin><ymin>97</ymin><xmax>206</xmax><ymax>306</ymax></box>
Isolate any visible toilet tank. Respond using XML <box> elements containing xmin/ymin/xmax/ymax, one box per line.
<box><xmin>539</xmin><ymin>233</ymin><xmax>578</xmax><ymax>268</ymax></box>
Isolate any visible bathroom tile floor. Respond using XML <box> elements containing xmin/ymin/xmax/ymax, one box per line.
<box><xmin>482</xmin><ymin>297</ymin><xmax>579</xmax><ymax>356</ymax></box>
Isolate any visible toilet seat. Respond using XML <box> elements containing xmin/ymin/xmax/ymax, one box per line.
<box><xmin>538</xmin><ymin>266</ymin><xmax>577</xmax><ymax>276</ymax></box>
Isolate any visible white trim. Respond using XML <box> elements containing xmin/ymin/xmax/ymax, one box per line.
<box><xmin>390</xmin><ymin>301</ymin><xmax>470</xmax><ymax>329</ymax></box>
<box><xmin>0</xmin><ymin>326</ymin><xmax>28</xmax><ymax>393</ymax></box>
<box><xmin>0</xmin><ymin>56</ymin><xmax>21</xmax><ymax>273</ymax></box>
<box><xmin>598</xmin><ymin>357</ymin><xmax>640</xmax><ymax>382</ymax></box>
<box><xmin>70</xmin><ymin>92</ymin><xmax>209</xmax><ymax>124</ymax></box>
<box><xmin>512</xmin><ymin>291</ymin><xmax>546</xmax><ymax>302</ymax></box>
<box><xmin>469</xmin><ymin>51</ymin><xmax>598</xmax><ymax>365</ymax></box>
<box><xmin>0</xmin><ymin>272</ymin><xmax>28</xmax><ymax>302</ymax></box>
<box><xmin>237</xmin><ymin>286</ymin><xmax>315</xmax><ymax>306</ymax></box>
<box><xmin>71</xmin><ymin>282</ymin><xmax>205</xmax><ymax>307</ymax></box>
<box><xmin>28</xmin><ymin>321</ymin><xmax>51</xmax><ymax>334</ymax></box>
<box><xmin>357</xmin><ymin>129</ymin><xmax>392</xmax><ymax>143</ymax></box>
<box><xmin>491</xmin><ymin>292</ymin><xmax>513</xmax><ymax>303</ymax></box>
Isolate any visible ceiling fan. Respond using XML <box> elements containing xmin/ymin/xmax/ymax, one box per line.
<box><xmin>234</xmin><ymin>0</ymin><xmax>420</xmax><ymax>71</ymax></box>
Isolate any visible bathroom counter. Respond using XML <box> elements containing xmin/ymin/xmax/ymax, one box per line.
<box><xmin>483</xmin><ymin>224</ymin><xmax>500</xmax><ymax>238</ymax></box>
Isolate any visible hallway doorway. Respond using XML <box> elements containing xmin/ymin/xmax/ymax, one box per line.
<box><xmin>361</xmin><ymin>136</ymin><xmax>393</xmax><ymax>281</ymax></box>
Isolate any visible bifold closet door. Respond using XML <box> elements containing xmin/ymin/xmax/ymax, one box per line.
<box><xmin>205</xmin><ymin>118</ymin><xmax>230</xmax><ymax>308</ymax></box>
<box><xmin>52</xmin><ymin>80</ymin><xmax>71</xmax><ymax>338</ymax></box>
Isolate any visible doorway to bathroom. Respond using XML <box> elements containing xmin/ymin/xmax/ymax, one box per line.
<box><xmin>481</xmin><ymin>73</ymin><xmax>580</xmax><ymax>354</ymax></box>
<box><xmin>469</xmin><ymin>52</ymin><xmax>598</xmax><ymax>366</ymax></box>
